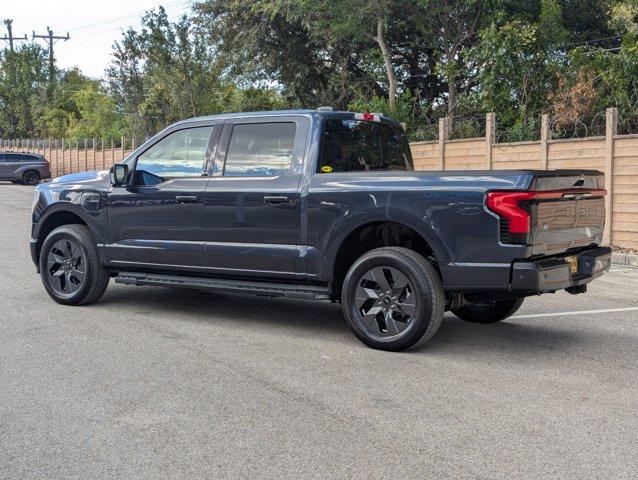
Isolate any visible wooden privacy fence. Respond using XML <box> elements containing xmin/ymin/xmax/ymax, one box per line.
<box><xmin>2</xmin><ymin>108</ymin><xmax>637</xmax><ymax>249</ymax></box>
<box><xmin>410</xmin><ymin>108</ymin><xmax>637</xmax><ymax>250</ymax></box>
<box><xmin>0</xmin><ymin>137</ymin><xmax>137</xmax><ymax>178</ymax></box>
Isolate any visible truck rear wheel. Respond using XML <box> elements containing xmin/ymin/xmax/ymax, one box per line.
<box><xmin>452</xmin><ymin>298</ymin><xmax>524</xmax><ymax>324</ymax></box>
<box><xmin>341</xmin><ymin>247</ymin><xmax>444</xmax><ymax>351</ymax></box>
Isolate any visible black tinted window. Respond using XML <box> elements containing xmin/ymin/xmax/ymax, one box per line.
<box><xmin>4</xmin><ymin>153</ymin><xmax>30</xmax><ymax>162</ymax></box>
<box><xmin>318</xmin><ymin>119</ymin><xmax>413</xmax><ymax>173</ymax></box>
<box><xmin>224</xmin><ymin>122</ymin><xmax>296</xmax><ymax>177</ymax></box>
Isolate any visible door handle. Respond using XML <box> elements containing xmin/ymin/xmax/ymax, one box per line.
<box><xmin>263</xmin><ymin>195</ymin><xmax>291</xmax><ymax>205</ymax></box>
<box><xmin>175</xmin><ymin>195</ymin><xmax>200</xmax><ymax>204</ymax></box>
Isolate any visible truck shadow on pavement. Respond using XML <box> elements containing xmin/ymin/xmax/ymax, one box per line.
<box><xmin>99</xmin><ymin>285</ymin><xmax>588</xmax><ymax>358</ymax></box>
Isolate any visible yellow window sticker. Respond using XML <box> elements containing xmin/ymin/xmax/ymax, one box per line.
<box><xmin>321</xmin><ymin>165</ymin><xmax>333</xmax><ymax>173</ymax></box>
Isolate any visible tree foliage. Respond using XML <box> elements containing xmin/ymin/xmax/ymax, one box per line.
<box><xmin>1</xmin><ymin>0</ymin><xmax>638</xmax><ymax>141</ymax></box>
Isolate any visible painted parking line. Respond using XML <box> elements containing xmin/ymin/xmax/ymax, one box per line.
<box><xmin>511</xmin><ymin>307</ymin><xmax>638</xmax><ymax>320</ymax></box>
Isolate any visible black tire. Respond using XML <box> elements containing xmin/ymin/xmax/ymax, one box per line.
<box><xmin>22</xmin><ymin>171</ymin><xmax>40</xmax><ymax>185</ymax></box>
<box><xmin>39</xmin><ymin>224</ymin><xmax>110</xmax><ymax>305</ymax></box>
<box><xmin>452</xmin><ymin>297</ymin><xmax>524</xmax><ymax>324</ymax></box>
<box><xmin>341</xmin><ymin>247</ymin><xmax>445</xmax><ymax>351</ymax></box>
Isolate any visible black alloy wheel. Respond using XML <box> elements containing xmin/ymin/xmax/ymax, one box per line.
<box><xmin>46</xmin><ymin>239</ymin><xmax>86</xmax><ymax>295</ymax></box>
<box><xmin>451</xmin><ymin>297</ymin><xmax>524</xmax><ymax>324</ymax></box>
<box><xmin>39</xmin><ymin>225</ymin><xmax>110</xmax><ymax>305</ymax></box>
<box><xmin>23</xmin><ymin>171</ymin><xmax>39</xmax><ymax>185</ymax></box>
<box><xmin>341</xmin><ymin>247</ymin><xmax>445</xmax><ymax>351</ymax></box>
<box><xmin>353</xmin><ymin>265</ymin><xmax>417</xmax><ymax>338</ymax></box>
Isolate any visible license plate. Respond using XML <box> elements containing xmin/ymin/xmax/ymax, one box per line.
<box><xmin>565</xmin><ymin>255</ymin><xmax>578</xmax><ymax>274</ymax></box>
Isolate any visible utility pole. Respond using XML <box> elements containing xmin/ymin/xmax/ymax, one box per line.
<box><xmin>1</xmin><ymin>19</ymin><xmax>28</xmax><ymax>52</ymax></box>
<box><xmin>32</xmin><ymin>26</ymin><xmax>69</xmax><ymax>84</ymax></box>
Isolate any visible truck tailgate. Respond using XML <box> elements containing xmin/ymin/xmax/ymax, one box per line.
<box><xmin>487</xmin><ymin>171</ymin><xmax>606</xmax><ymax>255</ymax></box>
<box><xmin>530</xmin><ymin>171</ymin><xmax>606</xmax><ymax>255</ymax></box>
<box><xmin>531</xmin><ymin>195</ymin><xmax>605</xmax><ymax>253</ymax></box>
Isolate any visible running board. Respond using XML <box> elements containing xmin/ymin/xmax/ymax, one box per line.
<box><xmin>114</xmin><ymin>271</ymin><xmax>331</xmax><ymax>300</ymax></box>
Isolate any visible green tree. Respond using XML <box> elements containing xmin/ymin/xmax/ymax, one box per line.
<box><xmin>0</xmin><ymin>44</ymin><xmax>48</xmax><ymax>137</ymax></box>
<box><xmin>275</xmin><ymin>0</ymin><xmax>400</xmax><ymax>109</ymax></box>
<box><xmin>66</xmin><ymin>84</ymin><xmax>124</xmax><ymax>140</ymax></box>
<box><xmin>34</xmin><ymin>68</ymin><xmax>98</xmax><ymax>138</ymax></box>
<box><xmin>411</xmin><ymin>0</ymin><xmax>493</xmax><ymax>119</ymax></box>
<box><xmin>468</xmin><ymin>19</ymin><xmax>557</xmax><ymax>139</ymax></box>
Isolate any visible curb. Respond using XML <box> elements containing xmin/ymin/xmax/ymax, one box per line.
<box><xmin>612</xmin><ymin>252</ymin><xmax>638</xmax><ymax>267</ymax></box>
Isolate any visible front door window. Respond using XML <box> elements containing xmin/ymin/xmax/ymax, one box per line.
<box><xmin>135</xmin><ymin>126</ymin><xmax>214</xmax><ymax>184</ymax></box>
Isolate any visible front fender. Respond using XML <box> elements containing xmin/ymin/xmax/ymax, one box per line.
<box><xmin>32</xmin><ymin>178</ymin><xmax>110</xmax><ymax>248</ymax></box>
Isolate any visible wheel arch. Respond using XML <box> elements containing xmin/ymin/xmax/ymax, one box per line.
<box><xmin>327</xmin><ymin>215</ymin><xmax>451</xmax><ymax>292</ymax></box>
<box><xmin>34</xmin><ymin>207</ymin><xmax>92</xmax><ymax>263</ymax></box>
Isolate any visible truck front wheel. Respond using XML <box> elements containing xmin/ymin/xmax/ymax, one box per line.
<box><xmin>39</xmin><ymin>224</ymin><xmax>110</xmax><ymax>305</ymax></box>
<box><xmin>341</xmin><ymin>247</ymin><xmax>445</xmax><ymax>351</ymax></box>
<box><xmin>452</xmin><ymin>298</ymin><xmax>524</xmax><ymax>324</ymax></box>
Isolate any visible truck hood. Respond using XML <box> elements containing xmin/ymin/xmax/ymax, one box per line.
<box><xmin>48</xmin><ymin>170</ymin><xmax>111</xmax><ymax>190</ymax></box>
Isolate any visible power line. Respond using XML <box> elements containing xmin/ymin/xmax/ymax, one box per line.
<box><xmin>1</xmin><ymin>19</ymin><xmax>28</xmax><ymax>52</ymax></box>
<box><xmin>32</xmin><ymin>27</ymin><xmax>70</xmax><ymax>84</ymax></box>
<box><xmin>59</xmin><ymin>0</ymin><xmax>190</xmax><ymax>33</ymax></box>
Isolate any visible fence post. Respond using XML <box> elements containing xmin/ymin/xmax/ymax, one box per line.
<box><xmin>53</xmin><ymin>140</ymin><xmax>57</xmax><ymax>176</ymax></box>
<box><xmin>61</xmin><ymin>139</ymin><xmax>66</xmax><ymax>175</ymax></box>
<box><xmin>83</xmin><ymin>139</ymin><xmax>87</xmax><ymax>172</ymax></box>
<box><xmin>120</xmin><ymin>136</ymin><xmax>125</xmax><ymax>161</ymax></box>
<box><xmin>540</xmin><ymin>114</ymin><xmax>550</xmax><ymax>169</ymax></box>
<box><xmin>111</xmin><ymin>139</ymin><xmax>115</xmax><ymax>165</ymax></box>
<box><xmin>101</xmin><ymin>139</ymin><xmax>106</xmax><ymax>170</ymax></box>
<box><xmin>438</xmin><ymin>117</ymin><xmax>449</xmax><ymax>170</ymax></box>
<box><xmin>485</xmin><ymin>112</ymin><xmax>495</xmax><ymax>170</ymax></box>
<box><xmin>92</xmin><ymin>138</ymin><xmax>96</xmax><ymax>170</ymax></box>
<box><xmin>604</xmin><ymin>107</ymin><xmax>618</xmax><ymax>246</ymax></box>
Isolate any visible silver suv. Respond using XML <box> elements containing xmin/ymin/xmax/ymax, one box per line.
<box><xmin>0</xmin><ymin>152</ymin><xmax>51</xmax><ymax>185</ymax></box>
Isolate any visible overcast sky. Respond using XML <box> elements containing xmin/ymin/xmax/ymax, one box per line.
<box><xmin>2</xmin><ymin>0</ymin><xmax>189</xmax><ymax>78</ymax></box>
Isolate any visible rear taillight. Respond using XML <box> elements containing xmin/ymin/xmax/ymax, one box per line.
<box><xmin>486</xmin><ymin>189</ymin><xmax>606</xmax><ymax>244</ymax></box>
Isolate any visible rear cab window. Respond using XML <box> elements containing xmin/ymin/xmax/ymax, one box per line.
<box><xmin>318</xmin><ymin>117</ymin><xmax>413</xmax><ymax>173</ymax></box>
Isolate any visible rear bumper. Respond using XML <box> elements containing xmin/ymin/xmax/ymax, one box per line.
<box><xmin>511</xmin><ymin>247</ymin><xmax>611</xmax><ymax>293</ymax></box>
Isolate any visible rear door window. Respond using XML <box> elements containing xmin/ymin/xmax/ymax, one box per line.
<box><xmin>318</xmin><ymin>118</ymin><xmax>413</xmax><ymax>173</ymax></box>
<box><xmin>223</xmin><ymin>122</ymin><xmax>296</xmax><ymax>177</ymax></box>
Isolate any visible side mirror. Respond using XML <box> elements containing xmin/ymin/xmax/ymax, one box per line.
<box><xmin>110</xmin><ymin>163</ymin><xmax>129</xmax><ymax>187</ymax></box>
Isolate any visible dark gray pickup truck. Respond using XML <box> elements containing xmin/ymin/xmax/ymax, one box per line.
<box><xmin>30</xmin><ymin>109</ymin><xmax>611</xmax><ymax>350</ymax></box>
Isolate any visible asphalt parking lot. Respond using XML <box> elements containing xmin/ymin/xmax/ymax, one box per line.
<box><xmin>1</xmin><ymin>183</ymin><xmax>637</xmax><ymax>480</ymax></box>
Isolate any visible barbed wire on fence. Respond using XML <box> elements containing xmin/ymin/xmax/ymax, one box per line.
<box><xmin>495</xmin><ymin>116</ymin><xmax>542</xmax><ymax>144</ymax></box>
<box><xmin>4</xmin><ymin>107</ymin><xmax>638</xmax><ymax>158</ymax></box>
<box><xmin>448</xmin><ymin>114</ymin><xmax>487</xmax><ymax>140</ymax></box>
<box><xmin>548</xmin><ymin>111</ymin><xmax>607</xmax><ymax>140</ymax></box>
<box><xmin>409</xmin><ymin>122</ymin><xmax>439</xmax><ymax>142</ymax></box>
<box><xmin>618</xmin><ymin>112</ymin><xmax>638</xmax><ymax>136</ymax></box>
